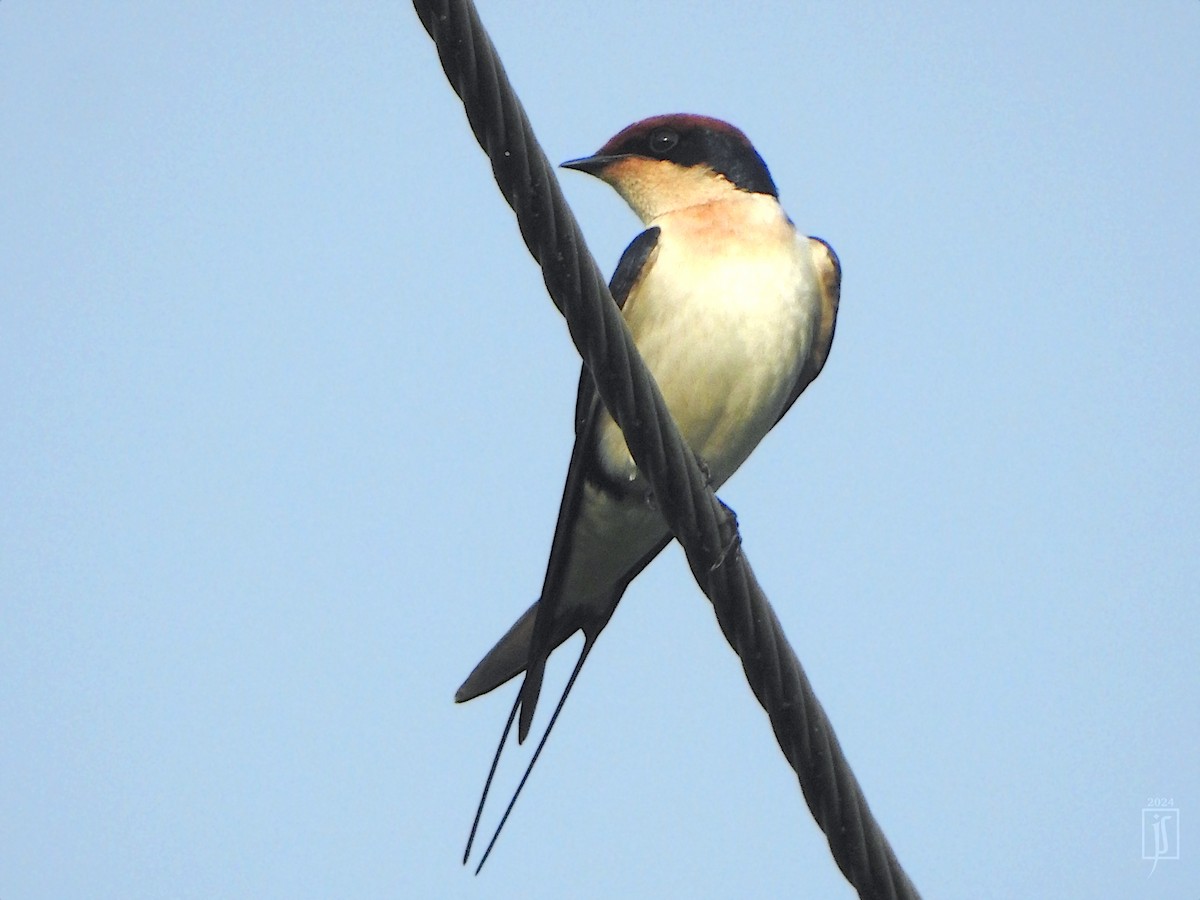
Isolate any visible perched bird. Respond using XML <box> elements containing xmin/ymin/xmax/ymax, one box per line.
<box><xmin>458</xmin><ymin>113</ymin><xmax>841</xmax><ymax>870</ymax></box>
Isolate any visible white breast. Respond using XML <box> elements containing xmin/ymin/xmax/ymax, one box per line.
<box><xmin>596</xmin><ymin>192</ymin><xmax>821</xmax><ymax>488</ymax></box>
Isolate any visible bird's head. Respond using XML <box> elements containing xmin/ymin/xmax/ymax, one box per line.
<box><xmin>561</xmin><ymin>114</ymin><xmax>778</xmax><ymax>224</ymax></box>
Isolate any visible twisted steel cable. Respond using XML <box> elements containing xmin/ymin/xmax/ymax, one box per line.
<box><xmin>413</xmin><ymin>2</ymin><xmax>921</xmax><ymax>897</ymax></box>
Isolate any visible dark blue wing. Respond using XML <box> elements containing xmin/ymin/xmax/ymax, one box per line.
<box><xmin>517</xmin><ymin>226</ymin><xmax>661</xmax><ymax>741</ymax></box>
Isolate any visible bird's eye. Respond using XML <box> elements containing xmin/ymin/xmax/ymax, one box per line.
<box><xmin>648</xmin><ymin>128</ymin><xmax>679</xmax><ymax>156</ymax></box>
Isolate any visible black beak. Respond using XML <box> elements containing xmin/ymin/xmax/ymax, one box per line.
<box><xmin>559</xmin><ymin>154</ymin><xmax>622</xmax><ymax>176</ymax></box>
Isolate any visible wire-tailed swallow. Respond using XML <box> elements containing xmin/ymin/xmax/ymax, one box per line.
<box><xmin>457</xmin><ymin>113</ymin><xmax>841</xmax><ymax>869</ymax></box>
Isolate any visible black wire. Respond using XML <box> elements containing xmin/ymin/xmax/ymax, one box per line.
<box><xmin>412</xmin><ymin>1</ymin><xmax>922</xmax><ymax>896</ymax></box>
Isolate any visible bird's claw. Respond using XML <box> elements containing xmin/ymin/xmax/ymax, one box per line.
<box><xmin>710</xmin><ymin>499</ymin><xmax>741</xmax><ymax>572</ymax></box>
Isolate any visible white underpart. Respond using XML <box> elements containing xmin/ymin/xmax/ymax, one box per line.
<box><xmin>601</xmin><ymin>192</ymin><xmax>815</xmax><ymax>485</ymax></box>
<box><xmin>563</xmin><ymin>189</ymin><xmax>822</xmax><ymax>606</ymax></box>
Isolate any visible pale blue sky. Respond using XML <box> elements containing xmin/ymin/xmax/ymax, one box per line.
<box><xmin>2</xmin><ymin>3</ymin><xmax>1198</xmax><ymax>898</ymax></box>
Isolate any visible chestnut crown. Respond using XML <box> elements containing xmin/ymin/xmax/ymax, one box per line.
<box><xmin>593</xmin><ymin>114</ymin><xmax>777</xmax><ymax>197</ymax></box>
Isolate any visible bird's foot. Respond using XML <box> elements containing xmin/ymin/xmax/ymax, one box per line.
<box><xmin>710</xmin><ymin>499</ymin><xmax>742</xmax><ymax>572</ymax></box>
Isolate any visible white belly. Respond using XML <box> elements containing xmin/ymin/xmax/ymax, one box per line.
<box><xmin>596</xmin><ymin>219</ymin><xmax>820</xmax><ymax>490</ymax></box>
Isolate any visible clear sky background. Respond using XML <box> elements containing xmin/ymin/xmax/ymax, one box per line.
<box><xmin>2</xmin><ymin>3</ymin><xmax>1198</xmax><ymax>898</ymax></box>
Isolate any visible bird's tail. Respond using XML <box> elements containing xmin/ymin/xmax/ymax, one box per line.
<box><xmin>454</xmin><ymin>599</ymin><xmax>580</xmax><ymax>703</ymax></box>
<box><xmin>462</xmin><ymin>623</ymin><xmax>605</xmax><ymax>874</ymax></box>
